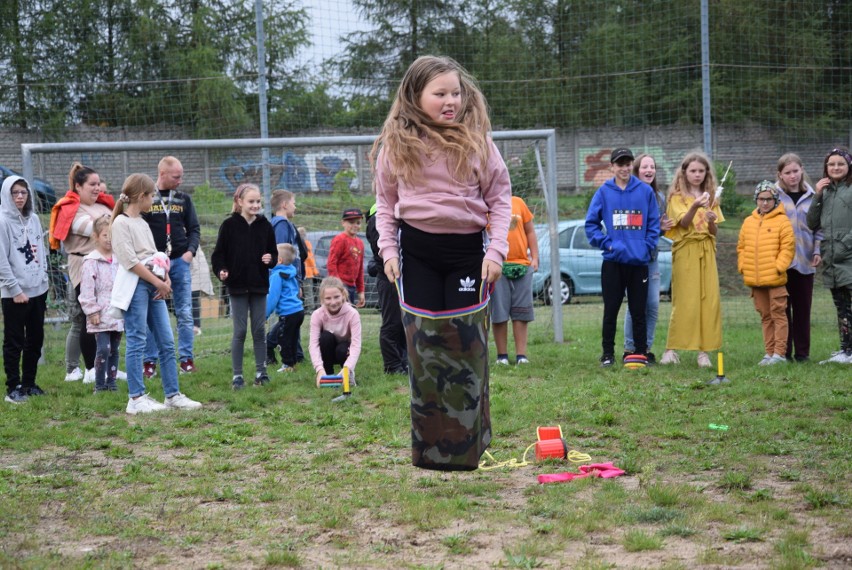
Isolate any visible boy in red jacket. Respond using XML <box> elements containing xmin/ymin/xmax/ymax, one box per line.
<box><xmin>327</xmin><ymin>208</ymin><xmax>366</xmax><ymax>307</ymax></box>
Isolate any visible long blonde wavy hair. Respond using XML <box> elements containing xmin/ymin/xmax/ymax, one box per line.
<box><xmin>667</xmin><ymin>151</ymin><xmax>719</xmax><ymax>208</ymax></box>
<box><xmin>370</xmin><ymin>55</ymin><xmax>492</xmax><ymax>186</ymax></box>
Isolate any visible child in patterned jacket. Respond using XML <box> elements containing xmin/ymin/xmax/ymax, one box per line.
<box><xmin>79</xmin><ymin>215</ymin><xmax>124</xmax><ymax>391</ymax></box>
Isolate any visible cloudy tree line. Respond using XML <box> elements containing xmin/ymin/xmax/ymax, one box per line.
<box><xmin>1</xmin><ymin>0</ymin><xmax>849</xmax><ymax>137</ymax></box>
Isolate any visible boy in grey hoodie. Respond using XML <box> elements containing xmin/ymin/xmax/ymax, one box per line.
<box><xmin>0</xmin><ymin>175</ymin><xmax>49</xmax><ymax>403</ymax></box>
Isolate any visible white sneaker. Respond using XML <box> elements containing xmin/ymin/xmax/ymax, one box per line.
<box><xmin>164</xmin><ymin>393</ymin><xmax>203</xmax><ymax>410</ymax></box>
<box><xmin>116</xmin><ymin>369</ymin><xmax>127</xmax><ymax>381</ymax></box>
<box><xmin>820</xmin><ymin>351</ymin><xmax>852</xmax><ymax>364</ymax></box>
<box><xmin>83</xmin><ymin>368</ymin><xmax>95</xmax><ymax>384</ymax></box>
<box><xmin>766</xmin><ymin>355</ymin><xmax>787</xmax><ymax>365</ymax></box>
<box><xmin>757</xmin><ymin>354</ymin><xmax>772</xmax><ymax>366</ymax></box>
<box><xmin>64</xmin><ymin>367</ymin><xmax>83</xmax><ymax>382</ymax></box>
<box><xmin>126</xmin><ymin>394</ymin><xmax>168</xmax><ymax>415</ymax></box>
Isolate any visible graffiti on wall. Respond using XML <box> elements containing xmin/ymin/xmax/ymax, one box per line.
<box><xmin>219</xmin><ymin>149</ymin><xmax>359</xmax><ymax>194</ymax></box>
<box><xmin>580</xmin><ymin>147</ymin><xmax>679</xmax><ymax>189</ymax></box>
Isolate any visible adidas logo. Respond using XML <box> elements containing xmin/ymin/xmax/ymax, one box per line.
<box><xmin>458</xmin><ymin>276</ymin><xmax>476</xmax><ymax>292</ymax></box>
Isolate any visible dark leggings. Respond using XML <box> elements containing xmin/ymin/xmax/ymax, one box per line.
<box><xmin>94</xmin><ymin>331</ymin><xmax>122</xmax><ymax>391</ymax></box>
<box><xmin>601</xmin><ymin>260</ymin><xmax>648</xmax><ymax>356</ymax></box>
<box><xmin>192</xmin><ymin>290</ymin><xmax>201</xmax><ymax>328</ymax></box>
<box><xmin>830</xmin><ymin>286</ymin><xmax>852</xmax><ymax>353</ymax></box>
<box><xmin>785</xmin><ymin>269</ymin><xmax>814</xmax><ymax>360</ymax></box>
<box><xmin>377</xmin><ymin>276</ymin><xmax>407</xmax><ymax>372</ymax></box>
<box><xmin>277</xmin><ymin>311</ymin><xmax>305</xmax><ymax>367</ymax></box>
<box><xmin>319</xmin><ymin>330</ymin><xmax>350</xmax><ymax>374</ymax></box>
<box><xmin>2</xmin><ymin>293</ymin><xmax>46</xmax><ymax>392</ymax></box>
<box><xmin>75</xmin><ymin>284</ymin><xmax>97</xmax><ymax>369</ymax></box>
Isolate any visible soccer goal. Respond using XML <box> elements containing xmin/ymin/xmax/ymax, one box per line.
<box><xmin>22</xmin><ymin>130</ymin><xmax>563</xmax><ymax>343</ymax></box>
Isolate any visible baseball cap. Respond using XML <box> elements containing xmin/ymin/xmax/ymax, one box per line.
<box><xmin>610</xmin><ymin>148</ymin><xmax>634</xmax><ymax>163</ymax></box>
<box><xmin>342</xmin><ymin>208</ymin><xmax>363</xmax><ymax>220</ymax></box>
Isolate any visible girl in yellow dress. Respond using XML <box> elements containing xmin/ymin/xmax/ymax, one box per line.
<box><xmin>660</xmin><ymin>152</ymin><xmax>725</xmax><ymax>367</ymax></box>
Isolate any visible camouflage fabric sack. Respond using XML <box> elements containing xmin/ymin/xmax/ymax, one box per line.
<box><xmin>400</xmin><ymin>288</ymin><xmax>492</xmax><ymax>471</ymax></box>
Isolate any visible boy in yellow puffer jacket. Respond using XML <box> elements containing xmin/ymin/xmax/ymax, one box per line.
<box><xmin>737</xmin><ymin>181</ymin><xmax>795</xmax><ymax>365</ymax></box>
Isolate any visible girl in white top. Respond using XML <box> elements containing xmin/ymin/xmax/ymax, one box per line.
<box><xmin>110</xmin><ymin>174</ymin><xmax>202</xmax><ymax>415</ymax></box>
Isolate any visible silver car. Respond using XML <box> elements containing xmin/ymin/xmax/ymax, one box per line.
<box><xmin>532</xmin><ymin>220</ymin><xmax>673</xmax><ymax>305</ymax></box>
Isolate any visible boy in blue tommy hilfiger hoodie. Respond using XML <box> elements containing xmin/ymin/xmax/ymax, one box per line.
<box><xmin>266</xmin><ymin>243</ymin><xmax>305</xmax><ymax>373</ymax></box>
<box><xmin>585</xmin><ymin>148</ymin><xmax>660</xmax><ymax>367</ymax></box>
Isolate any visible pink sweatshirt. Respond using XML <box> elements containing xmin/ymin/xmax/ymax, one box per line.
<box><xmin>309</xmin><ymin>302</ymin><xmax>362</xmax><ymax>374</ymax></box>
<box><xmin>375</xmin><ymin>139</ymin><xmax>512</xmax><ymax>265</ymax></box>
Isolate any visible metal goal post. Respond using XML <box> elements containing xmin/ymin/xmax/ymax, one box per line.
<box><xmin>22</xmin><ymin>129</ymin><xmax>563</xmax><ymax>342</ymax></box>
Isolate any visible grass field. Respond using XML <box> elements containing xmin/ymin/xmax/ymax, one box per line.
<box><xmin>1</xmin><ymin>294</ymin><xmax>850</xmax><ymax>569</ymax></box>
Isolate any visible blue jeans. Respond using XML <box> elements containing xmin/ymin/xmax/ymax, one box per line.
<box><xmin>144</xmin><ymin>257</ymin><xmax>193</xmax><ymax>363</ymax></box>
<box><xmin>624</xmin><ymin>258</ymin><xmax>661</xmax><ymax>352</ymax></box>
<box><xmin>345</xmin><ymin>284</ymin><xmax>357</xmax><ymax>305</ymax></box>
<box><xmin>125</xmin><ymin>280</ymin><xmax>180</xmax><ymax>398</ymax></box>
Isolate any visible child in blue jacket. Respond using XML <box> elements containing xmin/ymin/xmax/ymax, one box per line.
<box><xmin>266</xmin><ymin>244</ymin><xmax>305</xmax><ymax>372</ymax></box>
<box><xmin>585</xmin><ymin>147</ymin><xmax>660</xmax><ymax>367</ymax></box>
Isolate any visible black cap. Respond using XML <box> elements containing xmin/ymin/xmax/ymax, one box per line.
<box><xmin>342</xmin><ymin>208</ymin><xmax>363</xmax><ymax>220</ymax></box>
<box><xmin>610</xmin><ymin>148</ymin><xmax>634</xmax><ymax>163</ymax></box>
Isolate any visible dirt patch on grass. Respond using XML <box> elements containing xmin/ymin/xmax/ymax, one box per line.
<box><xmin>2</xmin><ymin>445</ymin><xmax>848</xmax><ymax>568</ymax></box>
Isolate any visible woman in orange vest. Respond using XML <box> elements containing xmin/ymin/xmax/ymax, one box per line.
<box><xmin>49</xmin><ymin>163</ymin><xmax>115</xmax><ymax>382</ymax></box>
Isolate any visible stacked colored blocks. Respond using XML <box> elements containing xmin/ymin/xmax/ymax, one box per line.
<box><xmin>320</xmin><ymin>367</ymin><xmax>351</xmax><ymax>394</ymax></box>
<box><xmin>623</xmin><ymin>353</ymin><xmax>648</xmax><ymax>369</ymax></box>
<box><xmin>319</xmin><ymin>376</ymin><xmax>343</xmax><ymax>388</ymax></box>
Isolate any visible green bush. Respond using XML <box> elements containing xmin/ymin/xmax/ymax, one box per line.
<box><xmin>507</xmin><ymin>148</ymin><xmax>540</xmax><ymax>201</ymax></box>
<box><xmin>715</xmin><ymin>161</ymin><xmax>749</xmax><ymax>218</ymax></box>
<box><xmin>191</xmin><ymin>181</ymin><xmax>233</xmax><ymax>225</ymax></box>
<box><xmin>332</xmin><ymin>168</ymin><xmax>357</xmax><ymax>205</ymax></box>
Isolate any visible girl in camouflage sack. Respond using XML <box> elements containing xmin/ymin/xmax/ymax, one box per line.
<box><xmin>372</xmin><ymin>55</ymin><xmax>512</xmax><ymax>470</ymax></box>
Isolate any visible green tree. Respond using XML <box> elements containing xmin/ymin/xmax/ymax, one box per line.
<box><xmin>338</xmin><ymin>0</ymin><xmax>451</xmax><ymax>95</ymax></box>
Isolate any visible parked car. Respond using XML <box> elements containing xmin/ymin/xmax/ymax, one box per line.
<box><xmin>532</xmin><ymin>220</ymin><xmax>673</xmax><ymax>305</ymax></box>
<box><xmin>0</xmin><ymin>165</ymin><xmax>57</xmax><ymax>214</ymax></box>
<box><xmin>304</xmin><ymin>230</ymin><xmax>379</xmax><ymax>308</ymax></box>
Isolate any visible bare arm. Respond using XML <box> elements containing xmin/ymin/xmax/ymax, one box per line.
<box><xmin>705</xmin><ymin>210</ymin><xmax>718</xmax><ymax>236</ymax></box>
<box><xmin>524</xmin><ymin>219</ymin><xmax>539</xmax><ymax>271</ymax></box>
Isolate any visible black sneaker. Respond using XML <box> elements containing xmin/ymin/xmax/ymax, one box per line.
<box><xmin>27</xmin><ymin>385</ymin><xmax>46</xmax><ymax>396</ymax></box>
<box><xmin>5</xmin><ymin>386</ymin><xmax>28</xmax><ymax>404</ymax></box>
<box><xmin>621</xmin><ymin>351</ymin><xmax>631</xmax><ymax>363</ymax></box>
<box><xmin>232</xmin><ymin>375</ymin><xmax>245</xmax><ymax>390</ymax></box>
<box><xmin>646</xmin><ymin>352</ymin><xmax>656</xmax><ymax>365</ymax></box>
<box><xmin>600</xmin><ymin>354</ymin><xmax>615</xmax><ymax>367</ymax></box>
<box><xmin>254</xmin><ymin>373</ymin><xmax>270</xmax><ymax>386</ymax></box>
